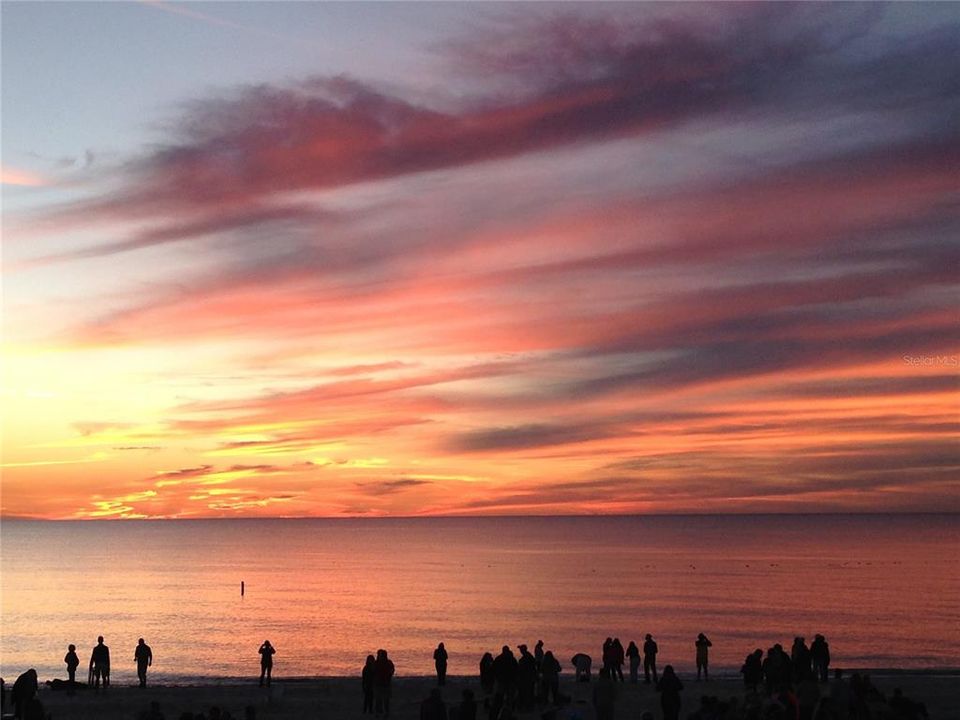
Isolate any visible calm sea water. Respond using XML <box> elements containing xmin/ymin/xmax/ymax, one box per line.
<box><xmin>1</xmin><ymin>515</ymin><xmax>958</xmax><ymax>683</ymax></box>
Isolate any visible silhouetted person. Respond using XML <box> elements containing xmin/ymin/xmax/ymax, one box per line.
<box><xmin>1</xmin><ymin>677</ymin><xmax>5</xmax><ymax>714</ymax></box>
<box><xmin>64</xmin><ymin>644</ymin><xmax>80</xmax><ymax>695</ymax></box>
<box><xmin>695</xmin><ymin>633</ymin><xmax>712</xmax><ymax>681</ymax></box>
<box><xmin>258</xmin><ymin>640</ymin><xmax>275</xmax><ymax>687</ymax></box>
<box><xmin>458</xmin><ymin>689</ymin><xmax>477</xmax><ymax>720</ymax></box>
<box><xmin>601</xmin><ymin>637</ymin><xmax>613</xmax><ymax>675</ymax></box>
<box><xmin>592</xmin><ymin>668</ymin><xmax>617</xmax><ymax>720</ymax></box>
<box><xmin>90</xmin><ymin>636</ymin><xmax>111</xmax><ymax>691</ymax></box>
<box><xmin>373</xmin><ymin>648</ymin><xmax>395</xmax><ymax>717</ymax></box>
<box><xmin>479</xmin><ymin>652</ymin><xmax>494</xmax><ymax>695</ymax></box>
<box><xmin>570</xmin><ymin>652</ymin><xmax>591</xmax><ymax>682</ymax></box>
<box><xmin>434</xmin><ymin>643</ymin><xmax>448</xmax><ymax>686</ymax></box>
<box><xmin>534</xmin><ymin>640</ymin><xmax>544</xmax><ymax>672</ymax></box>
<box><xmin>362</xmin><ymin>654</ymin><xmax>376</xmax><ymax>714</ymax></box>
<box><xmin>516</xmin><ymin>644</ymin><xmax>536</xmax><ymax>710</ymax></box>
<box><xmin>741</xmin><ymin>649</ymin><xmax>763</xmax><ymax>691</ymax></box>
<box><xmin>11</xmin><ymin>669</ymin><xmax>38</xmax><ymax>719</ymax></box>
<box><xmin>764</xmin><ymin>644</ymin><xmax>791</xmax><ymax>692</ymax></box>
<box><xmin>643</xmin><ymin>634</ymin><xmax>658</xmax><ymax>684</ymax></box>
<box><xmin>135</xmin><ymin>638</ymin><xmax>154</xmax><ymax>687</ymax></box>
<box><xmin>610</xmin><ymin>638</ymin><xmax>625</xmax><ymax>682</ymax></box>
<box><xmin>492</xmin><ymin>646</ymin><xmax>517</xmax><ymax>699</ymax></box>
<box><xmin>540</xmin><ymin>650</ymin><xmax>561</xmax><ymax>705</ymax></box>
<box><xmin>811</xmin><ymin>634</ymin><xmax>830</xmax><ymax>683</ymax></box>
<box><xmin>625</xmin><ymin>641</ymin><xmax>640</xmax><ymax>683</ymax></box>
<box><xmin>420</xmin><ymin>687</ymin><xmax>447</xmax><ymax>720</ymax></box>
<box><xmin>792</xmin><ymin>636</ymin><xmax>812</xmax><ymax>681</ymax></box>
<box><xmin>656</xmin><ymin>665</ymin><xmax>683</xmax><ymax>720</ymax></box>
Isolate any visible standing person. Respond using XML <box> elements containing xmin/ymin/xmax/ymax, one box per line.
<box><xmin>811</xmin><ymin>634</ymin><xmax>831</xmax><ymax>683</ymax></box>
<box><xmin>373</xmin><ymin>648</ymin><xmax>395</xmax><ymax>718</ymax></box>
<box><xmin>695</xmin><ymin>634</ymin><xmax>712</xmax><ymax>681</ymax></box>
<box><xmin>64</xmin><ymin>644</ymin><xmax>80</xmax><ymax>695</ymax></box>
<box><xmin>135</xmin><ymin>638</ymin><xmax>153</xmax><ymax>688</ymax></box>
<box><xmin>657</xmin><ymin>665</ymin><xmax>683</xmax><ymax>720</ymax></box>
<box><xmin>792</xmin><ymin>637</ymin><xmax>811</xmax><ymax>682</ymax></box>
<box><xmin>534</xmin><ymin>640</ymin><xmax>544</xmax><ymax>672</ymax></box>
<box><xmin>601</xmin><ymin>637</ymin><xmax>613</xmax><ymax>675</ymax></box>
<box><xmin>516</xmin><ymin>644</ymin><xmax>537</xmax><ymax>710</ymax></box>
<box><xmin>479</xmin><ymin>652</ymin><xmax>495</xmax><ymax>695</ymax></box>
<box><xmin>642</xmin><ymin>634</ymin><xmax>658</xmax><ymax>684</ymax></box>
<box><xmin>90</xmin><ymin>636</ymin><xmax>110</xmax><ymax>692</ymax></box>
<box><xmin>362</xmin><ymin>655</ymin><xmax>376</xmax><ymax>714</ymax></box>
<box><xmin>492</xmin><ymin>646</ymin><xmax>518</xmax><ymax>700</ymax></box>
<box><xmin>610</xmin><ymin>638</ymin><xmax>624</xmax><ymax>682</ymax></box>
<box><xmin>741</xmin><ymin>649</ymin><xmax>763</xmax><ymax>692</ymax></box>
<box><xmin>434</xmin><ymin>642</ymin><xmax>448</xmax><ymax>686</ymax></box>
<box><xmin>625</xmin><ymin>641</ymin><xmax>641</xmax><ymax>683</ymax></box>
<box><xmin>258</xmin><ymin>640</ymin><xmax>275</xmax><ymax>687</ymax></box>
<box><xmin>540</xmin><ymin>651</ymin><xmax>562</xmax><ymax>705</ymax></box>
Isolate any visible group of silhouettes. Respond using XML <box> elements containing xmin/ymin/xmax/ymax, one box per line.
<box><xmin>1</xmin><ymin>637</ymin><xmax>153</xmax><ymax>719</ymax></box>
<box><xmin>59</xmin><ymin>635</ymin><xmax>154</xmax><ymax>693</ymax></box>
<box><xmin>739</xmin><ymin>635</ymin><xmax>832</xmax><ymax>692</ymax></box>
<box><xmin>351</xmin><ymin>633</ymin><xmax>712</xmax><ymax>720</ymax></box>
<box><xmin>360</xmin><ymin>649</ymin><xmax>397</xmax><ymax>717</ymax></box>
<box><xmin>1</xmin><ymin>630</ymin><xmax>935</xmax><ymax>720</ymax></box>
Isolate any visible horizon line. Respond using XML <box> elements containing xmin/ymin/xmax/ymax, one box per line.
<box><xmin>2</xmin><ymin>510</ymin><xmax>957</xmax><ymax>522</ymax></box>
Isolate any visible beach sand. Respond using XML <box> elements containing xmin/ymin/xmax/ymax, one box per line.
<box><xmin>24</xmin><ymin>672</ymin><xmax>957</xmax><ymax>719</ymax></box>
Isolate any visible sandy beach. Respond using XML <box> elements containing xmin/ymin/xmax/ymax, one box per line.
<box><xmin>19</xmin><ymin>672</ymin><xmax>956</xmax><ymax>720</ymax></box>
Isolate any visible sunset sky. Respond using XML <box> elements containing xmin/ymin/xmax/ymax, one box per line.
<box><xmin>2</xmin><ymin>2</ymin><xmax>957</xmax><ymax>519</ymax></box>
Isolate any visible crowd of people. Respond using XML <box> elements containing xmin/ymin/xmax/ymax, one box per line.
<box><xmin>0</xmin><ymin>631</ymin><xmax>933</xmax><ymax>720</ymax></box>
<box><xmin>389</xmin><ymin>633</ymin><xmax>927</xmax><ymax>720</ymax></box>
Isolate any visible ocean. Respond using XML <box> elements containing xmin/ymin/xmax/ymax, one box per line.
<box><xmin>1</xmin><ymin>514</ymin><xmax>957</xmax><ymax>683</ymax></box>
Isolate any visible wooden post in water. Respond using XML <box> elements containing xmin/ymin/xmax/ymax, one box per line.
<box><xmin>241</xmin><ymin>580</ymin><xmax>245</xmax><ymax>597</ymax></box>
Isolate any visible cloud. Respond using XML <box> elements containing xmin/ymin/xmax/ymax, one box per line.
<box><xmin>6</xmin><ymin>5</ymin><xmax>958</xmax><ymax>518</ymax></box>
<box><xmin>451</xmin><ymin>422</ymin><xmax>618</xmax><ymax>453</ymax></box>
<box><xmin>154</xmin><ymin>464</ymin><xmax>215</xmax><ymax>480</ymax></box>
<box><xmin>32</xmin><ymin>5</ymin><xmax>957</xmax><ymax>258</ymax></box>
<box><xmin>355</xmin><ymin>478</ymin><xmax>432</xmax><ymax>496</ymax></box>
